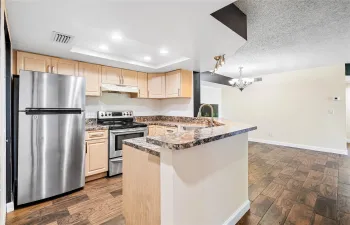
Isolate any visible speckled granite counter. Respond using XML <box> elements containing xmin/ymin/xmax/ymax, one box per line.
<box><xmin>85</xmin><ymin>119</ymin><xmax>109</xmax><ymax>131</ymax></box>
<box><xmin>123</xmin><ymin>137</ymin><xmax>161</xmax><ymax>157</ymax></box>
<box><xmin>146</xmin><ymin>119</ymin><xmax>257</xmax><ymax>150</ymax></box>
<box><xmin>125</xmin><ymin>116</ymin><xmax>257</xmax><ymax>154</ymax></box>
<box><xmin>141</xmin><ymin>121</ymin><xmax>209</xmax><ymax>128</ymax></box>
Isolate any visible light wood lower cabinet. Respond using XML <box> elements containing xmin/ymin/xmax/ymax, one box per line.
<box><xmin>17</xmin><ymin>51</ymin><xmax>51</xmax><ymax>74</ymax></box>
<box><xmin>148</xmin><ymin>125</ymin><xmax>156</xmax><ymax>136</ymax></box>
<box><xmin>79</xmin><ymin>62</ymin><xmax>101</xmax><ymax>96</ymax></box>
<box><xmin>148</xmin><ymin>73</ymin><xmax>165</xmax><ymax>98</ymax></box>
<box><xmin>85</xmin><ymin>138</ymin><xmax>108</xmax><ymax>177</ymax></box>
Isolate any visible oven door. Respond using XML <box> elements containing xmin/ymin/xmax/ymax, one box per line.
<box><xmin>109</xmin><ymin>128</ymin><xmax>147</xmax><ymax>158</ymax></box>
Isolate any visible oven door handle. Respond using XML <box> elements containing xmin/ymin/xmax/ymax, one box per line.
<box><xmin>110</xmin><ymin>128</ymin><xmax>147</xmax><ymax>134</ymax></box>
<box><xmin>110</xmin><ymin>158</ymin><xmax>123</xmax><ymax>162</ymax></box>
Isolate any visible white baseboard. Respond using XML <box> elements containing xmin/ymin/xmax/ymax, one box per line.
<box><xmin>249</xmin><ymin>138</ymin><xmax>348</xmax><ymax>155</ymax></box>
<box><xmin>222</xmin><ymin>200</ymin><xmax>250</xmax><ymax>225</ymax></box>
<box><xmin>6</xmin><ymin>202</ymin><xmax>14</xmax><ymax>213</ymax></box>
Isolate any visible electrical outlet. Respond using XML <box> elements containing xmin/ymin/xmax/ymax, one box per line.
<box><xmin>268</xmin><ymin>133</ymin><xmax>273</xmax><ymax>137</ymax></box>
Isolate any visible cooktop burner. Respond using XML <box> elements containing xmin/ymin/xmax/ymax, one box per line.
<box><xmin>96</xmin><ymin>110</ymin><xmax>147</xmax><ymax>130</ymax></box>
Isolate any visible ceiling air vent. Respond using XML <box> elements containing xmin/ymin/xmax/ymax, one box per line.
<box><xmin>52</xmin><ymin>31</ymin><xmax>74</xmax><ymax>44</ymax></box>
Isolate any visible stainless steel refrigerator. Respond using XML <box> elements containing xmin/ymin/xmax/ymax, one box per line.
<box><xmin>16</xmin><ymin>71</ymin><xmax>86</xmax><ymax>205</ymax></box>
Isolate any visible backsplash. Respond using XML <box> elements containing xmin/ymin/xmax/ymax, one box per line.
<box><xmin>85</xmin><ymin>92</ymin><xmax>161</xmax><ymax>118</ymax></box>
<box><xmin>85</xmin><ymin>93</ymin><xmax>194</xmax><ymax>118</ymax></box>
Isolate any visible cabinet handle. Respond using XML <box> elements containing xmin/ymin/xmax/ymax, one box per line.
<box><xmin>178</xmin><ymin>88</ymin><xmax>180</xmax><ymax>96</ymax></box>
<box><xmin>85</xmin><ymin>142</ymin><xmax>87</xmax><ymax>154</ymax></box>
<box><xmin>47</xmin><ymin>65</ymin><xmax>50</xmax><ymax>73</ymax></box>
<box><xmin>121</xmin><ymin>74</ymin><xmax>124</xmax><ymax>84</ymax></box>
<box><xmin>52</xmin><ymin>66</ymin><xmax>55</xmax><ymax>73</ymax></box>
<box><xmin>119</xmin><ymin>75</ymin><xmax>121</xmax><ymax>84</ymax></box>
<box><xmin>138</xmin><ymin>89</ymin><xmax>140</xmax><ymax>97</ymax></box>
<box><xmin>89</xmin><ymin>133</ymin><xmax>104</xmax><ymax>138</ymax></box>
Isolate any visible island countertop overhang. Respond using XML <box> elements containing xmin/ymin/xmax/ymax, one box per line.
<box><xmin>123</xmin><ymin>117</ymin><xmax>257</xmax><ymax>153</ymax></box>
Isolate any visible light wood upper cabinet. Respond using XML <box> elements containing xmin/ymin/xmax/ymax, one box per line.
<box><xmin>85</xmin><ymin>138</ymin><xmax>108</xmax><ymax>177</ymax></box>
<box><xmin>101</xmin><ymin>66</ymin><xmax>122</xmax><ymax>85</ymax></box>
<box><xmin>51</xmin><ymin>58</ymin><xmax>78</xmax><ymax>76</ymax></box>
<box><xmin>137</xmin><ymin>72</ymin><xmax>148</xmax><ymax>98</ymax></box>
<box><xmin>122</xmin><ymin>69</ymin><xmax>138</xmax><ymax>86</ymax></box>
<box><xmin>17</xmin><ymin>51</ymin><xmax>51</xmax><ymax>74</ymax></box>
<box><xmin>78</xmin><ymin>62</ymin><xmax>101</xmax><ymax>96</ymax></box>
<box><xmin>165</xmin><ymin>69</ymin><xmax>192</xmax><ymax>98</ymax></box>
<box><xmin>148</xmin><ymin>73</ymin><xmax>165</xmax><ymax>98</ymax></box>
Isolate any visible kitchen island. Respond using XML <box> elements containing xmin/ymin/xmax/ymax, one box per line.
<box><xmin>123</xmin><ymin>117</ymin><xmax>257</xmax><ymax>225</ymax></box>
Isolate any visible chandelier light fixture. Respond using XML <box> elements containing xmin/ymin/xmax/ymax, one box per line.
<box><xmin>212</xmin><ymin>54</ymin><xmax>225</xmax><ymax>74</ymax></box>
<box><xmin>229</xmin><ymin>67</ymin><xmax>260</xmax><ymax>91</ymax></box>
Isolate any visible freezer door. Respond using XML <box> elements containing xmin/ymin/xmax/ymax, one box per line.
<box><xmin>18</xmin><ymin>70</ymin><xmax>85</xmax><ymax>110</ymax></box>
<box><xmin>17</xmin><ymin>112</ymin><xmax>85</xmax><ymax>205</ymax></box>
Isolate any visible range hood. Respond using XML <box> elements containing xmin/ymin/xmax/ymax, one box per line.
<box><xmin>101</xmin><ymin>83</ymin><xmax>139</xmax><ymax>93</ymax></box>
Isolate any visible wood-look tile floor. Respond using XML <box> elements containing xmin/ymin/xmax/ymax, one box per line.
<box><xmin>238</xmin><ymin>142</ymin><xmax>350</xmax><ymax>225</ymax></box>
<box><xmin>6</xmin><ymin>142</ymin><xmax>350</xmax><ymax>225</ymax></box>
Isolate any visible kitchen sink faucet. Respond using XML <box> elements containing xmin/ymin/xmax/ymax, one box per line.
<box><xmin>197</xmin><ymin>104</ymin><xmax>214</xmax><ymax>127</ymax></box>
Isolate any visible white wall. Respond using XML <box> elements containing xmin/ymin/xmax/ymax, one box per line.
<box><xmin>159</xmin><ymin>98</ymin><xmax>193</xmax><ymax>117</ymax></box>
<box><xmin>346</xmin><ymin>83</ymin><xmax>350</xmax><ymax>141</ymax></box>
<box><xmin>86</xmin><ymin>92</ymin><xmax>161</xmax><ymax>117</ymax></box>
<box><xmin>201</xmin><ymin>83</ymin><xmax>222</xmax><ymax>117</ymax></box>
<box><xmin>221</xmin><ymin>64</ymin><xmax>347</xmax><ymax>154</ymax></box>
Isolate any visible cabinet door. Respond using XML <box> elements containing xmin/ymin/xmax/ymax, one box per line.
<box><xmin>17</xmin><ymin>51</ymin><xmax>51</xmax><ymax>74</ymax></box>
<box><xmin>122</xmin><ymin>69</ymin><xmax>138</xmax><ymax>86</ymax></box>
<box><xmin>148</xmin><ymin>125</ymin><xmax>156</xmax><ymax>136</ymax></box>
<box><xmin>179</xmin><ymin>69</ymin><xmax>193</xmax><ymax>98</ymax></box>
<box><xmin>51</xmin><ymin>58</ymin><xmax>78</xmax><ymax>76</ymax></box>
<box><xmin>155</xmin><ymin>126</ymin><xmax>165</xmax><ymax>136</ymax></box>
<box><xmin>165</xmin><ymin>70</ymin><xmax>181</xmax><ymax>98</ymax></box>
<box><xmin>137</xmin><ymin>72</ymin><xmax>148</xmax><ymax>98</ymax></box>
<box><xmin>101</xmin><ymin>66</ymin><xmax>121</xmax><ymax>85</ymax></box>
<box><xmin>148</xmin><ymin>73</ymin><xmax>165</xmax><ymax>98</ymax></box>
<box><xmin>85</xmin><ymin>139</ymin><xmax>108</xmax><ymax>177</ymax></box>
<box><xmin>78</xmin><ymin>62</ymin><xmax>101</xmax><ymax>96</ymax></box>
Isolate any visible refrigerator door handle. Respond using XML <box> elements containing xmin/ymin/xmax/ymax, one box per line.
<box><xmin>24</xmin><ymin>108</ymin><xmax>83</xmax><ymax>115</ymax></box>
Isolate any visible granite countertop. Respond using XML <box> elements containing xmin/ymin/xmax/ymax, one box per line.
<box><xmin>143</xmin><ymin>121</ymin><xmax>208</xmax><ymax>128</ymax></box>
<box><xmin>123</xmin><ymin>137</ymin><xmax>161</xmax><ymax>157</ymax></box>
<box><xmin>146</xmin><ymin>119</ymin><xmax>257</xmax><ymax>150</ymax></box>
<box><xmin>85</xmin><ymin>116</ymin><xmax>256</xmax><ymax>156</ymax></box>
<box><xmin>85</xmin><ymin>119</ymin><xmax>109</xmax><ymax>131</ymax></box>
<box><xmin>85</xmin><ymin>124</ymin><xmax>109</xmax><ymax>131</ymax></box>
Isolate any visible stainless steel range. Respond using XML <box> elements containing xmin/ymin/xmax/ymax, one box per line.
<box><xmin>97</xmin><ymin>110</ymin><xmax>148</xmax><ymax>176</ymax></box>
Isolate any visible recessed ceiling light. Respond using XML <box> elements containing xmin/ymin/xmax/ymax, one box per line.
<box><xmin>160</xmin><ymin>48</ymin><xmax>169</xmax><ymax>55</ymax></box>
<box><xmin>144</xmin><ymin>56</ymin><xmax>151</xmax><ymax>61</ymax></box>
<box><xmin>112</xmin><ymin>33</ymin><xmax>123</xmax><ymax>41</ymax></box>
<box><xmin>99</xmin><ymin>44</ymin><xmax>108</xmax><ymax>51</ymax></box>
